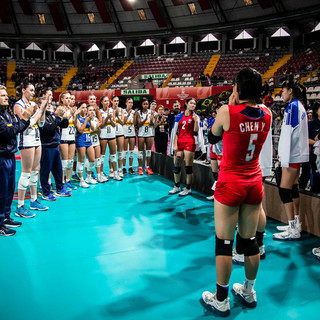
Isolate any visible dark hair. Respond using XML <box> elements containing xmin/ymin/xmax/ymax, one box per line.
<box><xmin>282</xmin><ymin>80</ymin><xmax>307</xmax><ymax>105</ymax></box>
<box><xmin>312</xmin><ymin>101</ymin><xmax>320</xmax><ymax>119</ymax></box>
<box><xmin>183</xmin><ymin>97</ymin><xmax>197</xmax><ymax>110</ymax></box>
<box><xmin>111</xmin><ymin>95</ymin><xmax>119</xmax><ymax>101</ymax></box>
<box><xmin>139</xmin><ymin>97</ymin><xmax>149</xmax><ymax>111</ymax></box>
<box><xmin>126</xmin><ymin>97</ymin><xmax>133</xmax><ymax>103</ymax></box>
<box><xmin>235</xmin><ymin>68</ymin><xmax>262</xmax><ymax>103</ymax></box>
<box><xmin>99</xmin><ymin>95</ymin><xmax>109</xmax><ymax>108</ymax></box>
<box><xmin>17</xmin><ymin>82</ymin><xmax>34</xmax><ymax>98</ymax></box>
<box><xmin>77</xmin><ymin>102</ymin><xmax>86</xmax><ymax>109</ymax></box>
<box><xmin>150</xmin><ymin>100</ymin><xmax>157</xmax><ymax>105</ymax></box>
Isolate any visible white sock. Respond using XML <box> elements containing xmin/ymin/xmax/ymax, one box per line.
<box><xmin>146</xmin><ymin>166</ymin><xmax>149</xmax><ymax>169</ymax></box>
<box><xmin>72</xmin><ymin>171</ymin><xmax>76</xmax><ymax>175</ymax></box>
<box><xmin>295</xmin><ymin>215</ymin><xmax>300</xmax><ymax>226</ymax></box>
<box><xmin>18</xmin><ymin>200</ymin><xmax>24</xmax><ymax>208</ymax></box>
<box><xmin>80</xmin><ymin>177</ymin><xmax>84</xmax><ymax>182</ymax></box>
<box><xmin>244</xmin><ymin>278</ymin><xmax>256</xmax><ymax>293</ymax></box>
<box><xmin>288</xmin><ymin>220</ymin><xmax>295</xmax><ymax>230</ymax></box>
<box><xmin>48</xmin><ymin>178</ymin><xmax>52</xmax><ymax>185</ymax></box>
<box><xmin>31</xmin><ymin>195</ymin><xmax>37</xmax><ymax>202</ymax></box>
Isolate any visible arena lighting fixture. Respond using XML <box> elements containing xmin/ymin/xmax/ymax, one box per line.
<box><xmin>138</xmin><ymin>9</ymin><xmax>147</xmax><ymax>20</ymax></box>
<box><xmin>88</xmin><ymin>13</ymin><xmax>96</xmax><ymax>24</ymax></box>
<box><xmin>187</xmin><ymin>3</ymin><xmax>197</xmax><ymax>15</ymax></box>
<box><xmin>37</xmin><ymin>13</ymin><xmax>46</xmax><ymax>25</ymax></box>
<box><xmin>244</xmin><ymin>0</ymin><xmax>253</xmax><ymax>5</ymax></box>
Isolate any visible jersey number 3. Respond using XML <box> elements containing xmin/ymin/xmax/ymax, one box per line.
<box><xmin>246</xmin><ymin>133</ymin><xmax>258</xmax><ymax>161</ymax></box>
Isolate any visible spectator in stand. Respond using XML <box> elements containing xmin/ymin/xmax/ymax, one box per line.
<box><xmin>154</xmin><ymin>105</ymin><xmax>169</xmax><ymax>155</ymax></box>
<box><xmin>263</xmin><ymin>91</ymin><xmax>274</xmax><ymax>109</ymax></box>
<box><xmin>307</xmin><ymin>109</ymin><xmax>313</xmax><ymax>121</ymax></box>
<box><xmin>164</xmin><ymin>108</ymin><xmax>170</xmax><ymax>117</ymax></box>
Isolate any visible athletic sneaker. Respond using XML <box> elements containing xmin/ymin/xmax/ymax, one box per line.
<box><xmin>232</xmin><ymin>283</ymin><xmax>257</xmax><ymax>308</ymax></box>
<box><xmin>146</xmin><ymin>168</ymin><xmax>154</xmax><ymax>175</ymax></box>
<box><xmin>179</xmin><ymin>188</ymin><xmax>192</xmax><ymax>197</ymax></box>
<box><xmin>169</xmin><ymin>186</ymin><xmax>181</xmax><ymax>194</ymax></box>
<box><xmin>200</xmin><ymin>291</ymin><xmax>230</xmax><ymax>317</ymax></box>
<box><xmin>0</xmin><ymin>225</ymin><xmax>16</xmax><ymax>237</ymax></box>
<box><xmin>123</xmin><ymin>168</ymin><xmax>127</xmax><ymax>174</ymax></box>
<box><xmin>80</xmin><ymin>180</ymin><xmax>90</xmax><ymax>188</ymax></box>
<box><xmin>118</xmin><ymin>170</ymin><xmax>124</xmax><ymax>178</ymax></box>
<box><xmin>113</xmin><ymin>172</ymin><xmax>123</xmax><ymax>181</ymax></box>
<box><xmin>232</xmin><ymin>246</ymin><xmax>266</xmax><ymax>266</ymax></box>
<box><xmin>273</xmin><ymin>229</ymin><xmax>301</xmax><ymax>241</ymax></box>
<box><xmin>128</xmin><ymin>167</ymin><xmax>135</xmax><ymax>174</ymax></box>
<box><xmin>15</xmin><ymin>206</ymin><xmax>36</xmax><ymax>218</ymax></box>
<box><xmin>71</xmin><ymin>173</ymin><xmax>80</xmax><ymax>182</ymax></box>
<box><xmin>4</xmin><ymin>218</ymin><xmax>22</xmax><ymax>228</ymax></box>
<box><xmin>277</xmin><ymin>223</ymin><xmax>302</xmax><ymax>233</ymax></box>
<box><xmin>42</xmin><ymin>193</ymin><xmax>57</xmax><ymax>201</ymax></box>
<box><xmin>101</xmin><ymin>173</ymin><xmax>109</xmax><ymax>182</ymax></box>
<box><xmin>206</xmin><ymin>194</ymin><xmax>215</xmax><ymax>201</ymax></box>
<box><xmin>312</xmin><ymin>247</ymin><xmax>320</xmax><ymax>261</ymax></box>
<box><xmin>138</xmin><ymin>168</ymin><xmax>144</xmax><ymax>175</ymax></box>
<box><xmin>30</xmin><ymin>200</ymin><xmax>49</xmax><ymax>211</ymax></box>
<box><xmin>55</xmin><ymin>188</ymin><xmax>72</xmax><ymax>197</ymax></box>
<box><xmin>86</xmin><ymin>176</ymin><xmax>98</xmax><ymax>184</ymax></box>
<box><xmin>109</xmin><ymin>170</ymin><xmax>114</xmax><ymax>178</ymax></box>
<box><xmin>97</xmin><ymin>175</ymin><xmax>106</xmax><ymax>183</ymax></box>
<box><xmin>65</xmin><ymin>181</ymin><xmax>77</xmax><ymax>190</ymax></box>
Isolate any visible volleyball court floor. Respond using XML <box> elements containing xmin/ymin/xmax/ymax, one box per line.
<box><xmin>0</xmin><ymin>159</ymin><xmax>319</xmax><ymax>320</ymax></box>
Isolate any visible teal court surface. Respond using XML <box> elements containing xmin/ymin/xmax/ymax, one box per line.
<box><xmin>1</xmin><ymin>162</ymin><xmax>320</xmax><ymax>320</ymax></box>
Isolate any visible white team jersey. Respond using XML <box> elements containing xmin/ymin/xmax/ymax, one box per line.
<box><xmin>15</xmin><ymin>99</ymin><xmax>41</xmax><ymax>147</ymax></box>
<box><xmin>123</xmin><ymin>109</ymin><xmax>136</xmax><ymax>138</ymax></box>
<box><xmin>90</xmin><ymin>117</ymin><xmax>100</xmax><ymax>147</ymax></box>
<box><xmin>212</xmin><ymin>140</ymin><xmax>223</xmax><ymax>156</ymax></box>
<box><xmin>278</xmin><ymin>99</ymin><xmax>309</xmax><ymax>167</ymax></box>
<box><xmin>138</xmin><ymin>109</ymin><xmax>154</xmax><ymax>137</ymax></box>
<box><xmin>100</xmin><ymin>108</ymin><xmax>116</xmax><ymax>139</ymax></box>
<box><xmin>60</xmin><ymin>109</ymin><xmax>76</xmax><ymax>141</ymax></box>
<box><xmin>115</xmin><ymin>108</ymin><xmax>124</xmax><ymax>136</ymax></box>
<box><xmin>259</xmin><ymin>122</ymin><xmax>273</xmax><ymax>177</ymax></box>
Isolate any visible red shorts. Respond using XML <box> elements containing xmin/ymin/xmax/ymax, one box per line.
<box><xmin>177</xmin><ymin>140</ymin><xmax>196</xmax><ymax>153</ymax></box>
<box><xmin>289</xmin><ymin>163</ymin><xmax>301</xmax><ymax>169</ymax></box>
<box><xmin>210</xmin><ymin>145</ymin><xmax>222</xmax><ymax>160</ymax></box>
<box><xmin>210</xmin><ymin>152</ymin><xmax>222</xmax><ymax>161</ymax></box>
<box><xmin>214</xmin><ymin>180</ymin><xmax>264</xmax><ymax>207</ymax></box>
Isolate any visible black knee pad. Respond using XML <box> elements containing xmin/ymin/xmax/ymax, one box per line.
<box><xmin>279</xmin><ymin>187</ymin><xmax>293</xmax><ymax>204</ymax></box>
<box><xmin>292</xmin><ymin>184</ymin><xmax>299</xmax><ymax>199</ymax></box>
<box><xmin>173</xmin><ymin>166</ymin><xmax>181</xmax><ymax>174</ymax></box>
<box><xmin>215</xmin><ymin>236</ymin><xmax>234</xmax><ymax>256</ymax></box>
<box><xmin>238</xmin><ymin>235</ymin><xmax>259</xmax><ymax>257</ymax></box>
<box><xmin>213</xmin><ymin>172</ymin><xmax>219</xmax><ymax>181</ymax></box>
<box><xmin>185</xmin><ymin>166</ymin><xmax>193</xmax><ymax>174</ymax></box>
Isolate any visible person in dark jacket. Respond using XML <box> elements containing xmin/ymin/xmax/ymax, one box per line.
<box><xmin>39</xmin><ymin>90</ymin><xmax>72</xmax><ymax>201</ymax></box>
<box><xmin>0</xmin><ymin>85</ymin><xmax>33</xmax><ymax>236</ymax></box>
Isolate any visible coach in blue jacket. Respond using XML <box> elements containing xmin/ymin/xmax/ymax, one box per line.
<box><xmin>39</xmin><ymin>90</ymin><xmax>72</xmax><ymax>201</ymax></box>
<box><xmin>0</xmin><ymin>85</ymin><xmax>33</xmax><ymax>236</ymax></box>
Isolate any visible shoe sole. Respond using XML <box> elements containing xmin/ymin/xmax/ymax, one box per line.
<box><xmin>169</xmin><ymin>191</ymin><xmax>180</xmax><ymax>195</ymax></box>
<box><xmin>4</xmin><ymin>224</ymin><xmax>21</xmax><ymax>228</ymax></box>
<box><xmin>273</xmin><ymin>236</ymin><xmax>301</xmax><ymax>241</ymax></box>
<box><xmin>232</xmin><ymin>289</ymin><xmax>257</xmax><ymax>308</ymax></box>
<box><xmin>42</xmin><ymin>197</ymin><xmax>56</xmax><ymax>201</ymax></box>
<box><xmin>232</xmin><ymin>259</ymin><xmax>244</xmax><ymax>266</ymax></box>
<box><xmin>179</xmin><ymin>193</ymin><xmax>191</xmax><ymax>197</ymax></box>
<box><xmin>30</xmin><ymin>206</ymin><xmax>49</xmax><ymax>211</ymax></box>
<box><xmin>15</xmin><ymin>213</ymin><xmax>36</xmax><ymax>218</ymax></box>
<box><xmin>0</xmin><ymin>232</ymin><xmax>16</xmax><ymax>237</ymax></box>
<box><xmin>55</xmin><ymin>194</ymin><xmax>72</xmax><ymax>197</ymax></box>
<box><xmin>199</xmin><ymin>298</ymin><xmax>230</xmax><ymax>317</ymax></box>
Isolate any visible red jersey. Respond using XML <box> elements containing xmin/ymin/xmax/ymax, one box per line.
<box><xmin>178</xmin><ymin>113</ymin><xmax>195</xmax><ymax>143</ymax></box>
<box><xmin>219</xmin><ymin>104</ymin><xmax>272</xmax><ymax>182</ymax></box>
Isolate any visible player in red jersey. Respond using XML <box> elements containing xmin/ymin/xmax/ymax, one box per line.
<box><xmin>169</xmin><ymin>97</ymin><xmax>204</xmax><ymax>196</ymax></box>
<box><xmin>200</xmin><ymin>68</ymin><xmax>272</xmax><ymax>317</ymax></box>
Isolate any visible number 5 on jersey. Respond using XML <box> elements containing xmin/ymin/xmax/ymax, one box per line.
<box><xmin>246</xmin><ymin>133</ymin><xmax>258</xmax><ymax>161</ymax></box>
